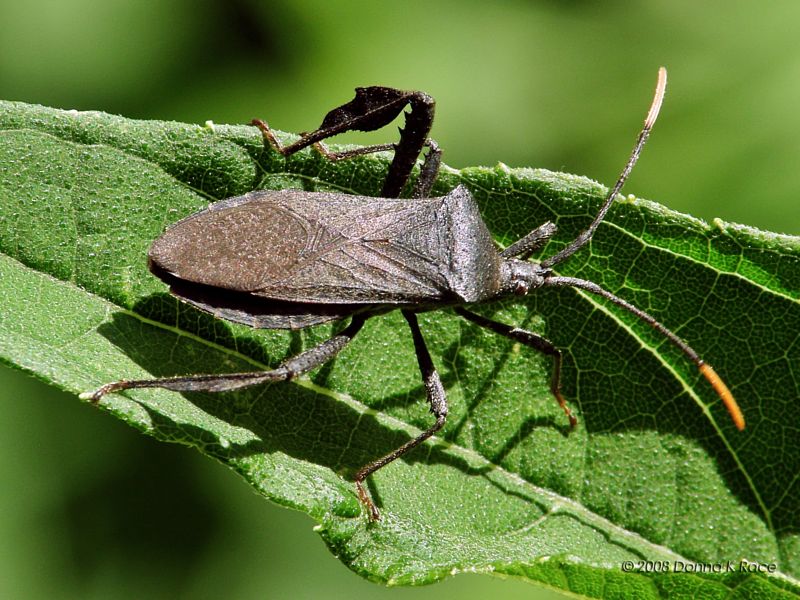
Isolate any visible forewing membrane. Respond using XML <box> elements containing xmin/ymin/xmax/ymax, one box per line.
<box><xmin>149</xmin><ymin>190</ymin><xmax>455</xmax><ymax>304</ymax></box>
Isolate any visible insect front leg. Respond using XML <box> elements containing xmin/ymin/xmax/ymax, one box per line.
<box><xmin>354</xmin><ymin>310</ymin><xmax>447</xmax><ymax>521</ymax></box>
<box><xmin>82</xmin><ymin>315</ymin><xmax>367</xmax><ymax>402</ymax></box>
<box><xmin>453</xmin><ymin>307</ymin><xmax>576</xmax><ymax>428</ymax></box>
<box><xmin>499</xmin><ymin>221</ymin><xmax>558</xmax><ymax>260</ymax></box>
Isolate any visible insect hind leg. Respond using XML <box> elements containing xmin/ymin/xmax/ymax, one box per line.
<box><xmin>82</xmin><ymin>315</ymin><xmax>367</xmax><ymax>402</ymax></box>
<box><xmin>252</xmin><ymin>87</ymin><xmax>436</xmax><ymax>199</ymax></box>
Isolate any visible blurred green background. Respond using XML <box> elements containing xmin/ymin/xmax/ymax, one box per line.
<box><xmin>1</xmin><ymin>1</ymin><xmax>798</xmax><ymax>598</ymax></box>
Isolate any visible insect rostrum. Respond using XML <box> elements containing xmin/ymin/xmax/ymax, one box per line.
<box><xmin>83</xmin><ymin>68</ymin><xmax>744</xmax><ymax>521</ymax></box>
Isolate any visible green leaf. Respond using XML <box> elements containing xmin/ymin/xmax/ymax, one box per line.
<box><xmin>1</xmin><ymin>100</ymin><xmax>799</xmax><ymax>597</ymax></box>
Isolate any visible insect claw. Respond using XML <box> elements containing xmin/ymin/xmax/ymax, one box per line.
<box><xmin>79</xmin><ymin>381</ymin><xmax>125</xmax><ymax>404</ymax></box>
<box><xmin>554</xmin><ymin>390</ymin><xmax>578</xmax><ymax>429</ymax></box>
<box><xmin>356</xmin><ymin>481</ymin><xmax>381</xmax><ymax>521</ymax></box>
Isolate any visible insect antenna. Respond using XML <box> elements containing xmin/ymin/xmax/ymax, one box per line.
<box><xmin>530</xmin><ymin>68</ymin><xmax>744</xmax><ymax>429</ymax></box>
<box><xmin>540</xmin><ymin>67</ymin><xmax>667</xmax><ymax>270</ymax></box>
<box><xmin>544</xmin><ymin>275</ymin><xmax>745</xmax><ymax>431</ymax></box>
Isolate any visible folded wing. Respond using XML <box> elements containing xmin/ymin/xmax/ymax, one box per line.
<box><xmin>149</xmin><ymin>189</ymin><xmax>460</xmax><ymax>304</ymax></box>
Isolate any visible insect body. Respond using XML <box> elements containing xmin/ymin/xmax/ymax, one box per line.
<box><xmin>148</xmin><ymin>188</ymin><xmax>502</xmax><ymax>320</ymax></box>
<box><xmin>83</xmin><ymin>68</ymin><xmax>744</xmax><ymax>520</ymax></box>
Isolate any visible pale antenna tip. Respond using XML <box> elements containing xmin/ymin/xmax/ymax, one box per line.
<box><xmin>644</xmin><ymin>67</ymin><xmax>668</xmax><ymax>129</ymax></box>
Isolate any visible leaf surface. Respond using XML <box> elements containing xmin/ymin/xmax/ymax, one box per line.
<box><xmin>1</xmin><ymin>100</ymin><xmax>798</xmax><ymax>596</ymax></box>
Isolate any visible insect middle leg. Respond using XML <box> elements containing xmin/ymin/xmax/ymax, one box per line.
<box><xmin>453</xmin><ymin>307</ymin><xmax>576</xmax><ymax>428</ymax></box>
<box><xmin>354</xmin><ymin>310</ymin><xmax>447</xmax><ymax>520</ymax></box>
<box><xmin>82</xmin><ymin>314</ymin><xmax>367</xmax><ymax>401</ymax></box>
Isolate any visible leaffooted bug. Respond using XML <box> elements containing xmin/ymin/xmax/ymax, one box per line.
<box><xmin>83</xmin><ymin>68</ymin><xmax>744</xmax><ymax>520</ymax></box>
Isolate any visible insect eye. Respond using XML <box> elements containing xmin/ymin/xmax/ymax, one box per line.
<box><xmin>513</xmin><ymin>280</ymin><xmax>529</xmax><ymax>295</ymax></box>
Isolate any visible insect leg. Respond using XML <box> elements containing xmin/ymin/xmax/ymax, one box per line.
<box><xmin>411</xmin><ymin>140</ymin><xmax>442</xmax><ymax>199</ymax></box>
<box><xmin>354</xmin><ymin>310</ymin><xmax>447</xmax><ymax>520</ymax></box>
<box><xmin>453</xmin><ymin>307</ymin><xmax>577</xmax><ymax>428</ymax></box>
<box><xmin>81</xmin><ymin>314</ymin><xmax>367</xmax><ymax>402</ymax></box>
<box><xmin>251</xmin><ymin>118</ymin><xmax>392</xmax><ymax>158</ymax></box>
<box><xmin>252</xmin><ymin>87</ymin><xmax>435</xmax><ymax>198</ymax></box>
<box><xmin>312</xmin><ymin>142</ymin><xmax>396</xmax><ymax>161</ymax></box>
<box><xmin>380</xmin><ymin>91</ymin><xmax>435</xmax><ymax>198</ymax></box>
<box><xmin>543</xmin><ymin>275</ymin><xmax>744</xmax><ymax>430</ymax></box>
<box><xmin>499</xmin><ymin>221</ymin><xmax>558</xmax><ymax>260</ymax></box>
<box><xmin>312</xmin><ymin>136</ymin><xmax>440</xmax><ymax>198</ymax></box>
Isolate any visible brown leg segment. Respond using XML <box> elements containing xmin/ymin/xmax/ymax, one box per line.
<box><xmin>354</xmin><ymin>310</ymin><xmax>447</xmax><ymax>520</ymax></box>
<box><xmin>82</xmin><ymin>315</ymin><xmax>367</xmax><ymax>402</ymax></box>
<box><xmin>454</xmin><ymin>307</ymin><xmax>577</xmax><ymax>428</ymax></box>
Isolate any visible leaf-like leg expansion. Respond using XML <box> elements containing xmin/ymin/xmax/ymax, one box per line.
<box><xmin>454</xmin><ymin>307</ymin><xmax>576</xmax><ymax>428</ymax></box>
<box><xmin>354</xmin><ymin>310</ymin><xmax>447</xmax><ymax>520</ymax></box>
<box><xmin>251</xmin><ymin>87</ymin><xmax>435</xmax><ymax>198</ymax></box>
